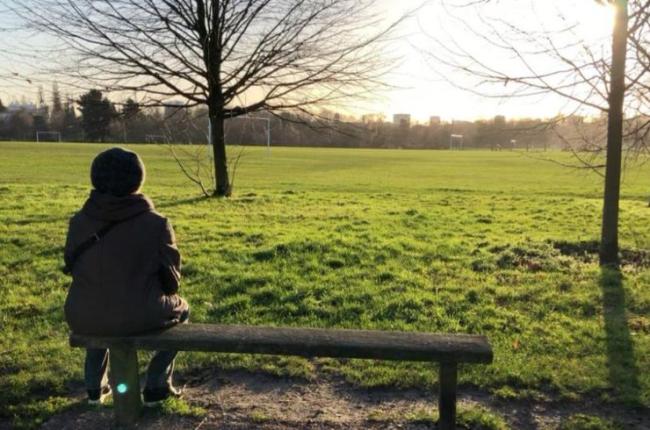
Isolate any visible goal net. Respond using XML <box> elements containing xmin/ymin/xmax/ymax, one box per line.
<box><xmin>449</xmin><ymin>134</ymin><xmax>464</xmax><ymax>150</ymax></box>
<box><xmin>145</xmin><ymin>134</ymin><xmax>170</xmax><ymax>144</ymax></box>
<box><xmin>36</xmin><ymin>131</ymin><xmax>61</xmax><ymax>142</ymax></box>
<box><xmin>223</xmin><ymin>116</ymin><xmax>271</xmax><ymax>152</ymax></box>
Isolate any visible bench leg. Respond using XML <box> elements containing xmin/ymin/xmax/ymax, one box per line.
<box><xmin>109</xmin><ymin>347</ymin><xmax>142</xmax><ymax>427</ymax></box>
<box><xmin>438</xmin><ymin>362</ymin><xmax>457</xmax><ymax>430</ymax></box>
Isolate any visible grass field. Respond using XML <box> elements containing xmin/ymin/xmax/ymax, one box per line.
<box><xmin>1</xmin><ymin>142</ymin><xmax>649</xmax><ymax>428</ymax></box>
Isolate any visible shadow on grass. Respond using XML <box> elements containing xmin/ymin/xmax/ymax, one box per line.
<box><xmin>600</xmin><ymin>267</ymin><xmax>641</xmax><ymax>406</ymax></box>
<box><xmin>5</xmin><ymin>214</ymin><xmax>72</xmax><ymax>226</ymax></box>
<box><xmin>156</xmin><ymin>196</ymin><xmax>209</xmax><ymax>209</ymax></box>
<box><xmin>553</xmin><ymin>240</ymin><xmax>650</xmax><ymax>267</ymax></box>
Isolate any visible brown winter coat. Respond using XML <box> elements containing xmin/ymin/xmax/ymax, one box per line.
<box><xmin>64</xmin><ymin>190</ymin><xmax>188</xmax><ymax>336</ymax></box>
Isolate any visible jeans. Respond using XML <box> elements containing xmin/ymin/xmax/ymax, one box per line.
<box><xmin>84</xmin><ymin>309</ymin><xmax>190</xmax><ymax>392</ymax></box>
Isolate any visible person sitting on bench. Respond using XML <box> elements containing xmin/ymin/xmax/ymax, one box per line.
<box><xmin>63</xmin><ymin>147</ymin><xmax>190</xmax><ymax>406</ymax></box>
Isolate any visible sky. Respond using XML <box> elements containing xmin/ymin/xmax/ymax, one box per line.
<box><xmin>374</xmin><ymin>0</ymin><xmax>616</xmax><ymax>122</ymax></box>
<box><xmin>0</xmin><ymin>0</ymin><xmax>616</xmax><ymax>123</ymax></box>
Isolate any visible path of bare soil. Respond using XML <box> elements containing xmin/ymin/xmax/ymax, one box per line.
<box><xmin>40</xmin><ymin>370</ymin><xmax>648</xmax><ymax>429</ymax></box>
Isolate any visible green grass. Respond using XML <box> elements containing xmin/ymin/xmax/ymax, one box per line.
<box><xmin>1</xmin><ymin>142</ymin><xmax>649</xmax><ymax>428</ymax></box>
<box><xmin>559</xmin><ymin>414</ymin><xmax>624</xmax><ymax>430</ymax></box>
<box><xmin>159</xmin><ymin>397</ymin><xmax>207</xmax><ymax>418</ymax></box>
<box><xmin>369</xmin><ymin>405</ymin><xmax>509</xmax><ymax>429</ymax></box>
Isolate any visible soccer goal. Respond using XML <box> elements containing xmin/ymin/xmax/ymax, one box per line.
<box><xmin>449</xmin><ymin>134</ymin><xmax>464</xmax><ymax>150</ymax></box>
<box><xmin>145</xmin><ymin>134</ymin><xmax>170</xmax><ymax>144</ymax></box>
<box><xmin>36</xmin><ymin>131</ymin><xmax>61</xmax><ymax>142</ymax></box>
<box><xmin>219</xmin><ymin>116</ymin><xmax>271</xmax><ymax>154</ymax></box>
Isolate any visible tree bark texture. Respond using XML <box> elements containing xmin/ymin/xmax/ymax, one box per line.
<box><xmin>600</xmin><ymin>0</ymin><xmax>628</xmax><ymax>266</ymax></box>
<box><xmin>210</xmin><ymin>114</ymin><xmax>231</xmax><ymax>197</ymax></box>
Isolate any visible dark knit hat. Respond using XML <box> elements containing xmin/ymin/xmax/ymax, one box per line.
<box><xmin>91</xmin><ymin>147</ymin><xmax>145</xmax><ymax>197</ymax></box>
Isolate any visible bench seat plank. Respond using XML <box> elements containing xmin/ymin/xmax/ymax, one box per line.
<box><xmin>70</xmin><ymin>324</ymin><xmax>493</xmax><ymax>364</ymax></box>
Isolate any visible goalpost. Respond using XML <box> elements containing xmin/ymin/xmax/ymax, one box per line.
<box><xmin>36</xmin><ymin>131</ymin><xmax>62</xmax><ymax>142</ymax></box>
<box><xmin>145</xmin><ymin>134</ymin><xmax>169</xmax><ymax>144</ymax></box>
<box><xmin>449</xmin><ymin>134</ymin><xmax>464</xmax><ymax>150</ymax></box>
<box><xmin>211</xmin><ymin>116</ymin><xmax>271</xmax><ymax>154</ymax></box>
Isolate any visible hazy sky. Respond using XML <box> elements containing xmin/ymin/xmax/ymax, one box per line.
<box><xmin>377</xmin><ymin>0</ymin><xmax>615</xmax><ymax>122</ymax></box>
<box><xmin>0</xmin><ymin>0</ymin><xmax>615</xmax><ymax>122</ymax></box>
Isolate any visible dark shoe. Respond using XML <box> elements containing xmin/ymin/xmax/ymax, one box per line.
<box><xmin>87</xmin><ymin>385</ymin><xmax>112</xmax><ymax>406</ymax></box>
<box><xmin>143</xmin><ymin>386</ymin><xmax>182</xmax><ymax>407</ymax></box>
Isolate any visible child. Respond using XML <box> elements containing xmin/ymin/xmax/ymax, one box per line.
<box><xmin>63</xmin><ymin>147</ymin><xmax>189</xmax><ymax>405</ymax></box>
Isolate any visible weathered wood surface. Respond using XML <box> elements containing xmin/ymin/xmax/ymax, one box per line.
<box><xmin>70</xmin><ymin>324</ymin><xmax>493</xmax><ymax>364</ymax></box>
<box><xmin>438</xmin><ymin>362</ymin><xmax>458</xmax><ymax>430</ymax></box>
<box><xmin>109</xmin><ymin>347</ymin><xmax>141</xmax><ymax>427</ymax></box>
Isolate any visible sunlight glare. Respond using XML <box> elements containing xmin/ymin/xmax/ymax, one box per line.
<box><xmin>577</xmin><ymin>2</ymin><xmax>616</xmax><ymax>40</ymax></box>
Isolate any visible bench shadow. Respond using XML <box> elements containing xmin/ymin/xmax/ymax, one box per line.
<box><xmin>191</xmin><ymin>369</ymin><xmax>554</xmax><ymax>429</ymax></box>
<box><xmin>599</xmin><ymin>267</ymin><xmax>641</xmax><ymax>406</ymax></box>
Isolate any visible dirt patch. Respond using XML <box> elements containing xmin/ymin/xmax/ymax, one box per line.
<box><xmin>551</xmin><ymin>240</ymin><xmax>650</xmax><ymax>267</ymax></box>
<box><xmin>39</xmin><ymin>370</ymin><xmax>648</xmax><ymax>430</ymax></box>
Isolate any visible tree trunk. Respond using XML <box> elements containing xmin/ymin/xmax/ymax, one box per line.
<box><xmin>600</xmin><ymin>0</ymin><xmax>628</xmax><ymax>266</ymax></box>
<box><xmin>210</xmin><ymin>113</ymin><xmax>231</xmax><ymax>197</ymax></box>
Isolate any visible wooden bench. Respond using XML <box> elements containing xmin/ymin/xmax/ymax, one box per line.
<box><xmin>70</xmin><ymin>324</ymin><xmax>493</xmax><ymax>429</ymax></box>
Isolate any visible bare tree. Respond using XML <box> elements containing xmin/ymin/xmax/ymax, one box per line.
<box><xmin>425</xmin><ymin>0</ymin><xmax>649</xmax><ymax>266</ymax></box>
<box><xmin>603</xmin><ymin>0</ymin><xmax>628</xmax><ymax>266</ymax></box>
<box><xmin>10</xmin><ymin>0</ymin><xmax>406</xmax><ymax>196</ymax></box>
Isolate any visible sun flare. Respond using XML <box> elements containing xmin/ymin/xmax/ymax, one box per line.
<box><xmin>577</xmin><ymin>2</ymin><xmax>616</xmax><ymax>40</ymax></box>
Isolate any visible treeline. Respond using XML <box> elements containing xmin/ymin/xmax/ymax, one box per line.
<box><xmin>1</xmin><ymin>86</ymin><xmax>595</xmax><ymax>150</ymax></box>
<box><xmin>0</xmin><ymin>87</ymin><xmax>173</xmax><ymax>143</ymax></box>
<box><xmin>283</xmin><ymin>115</ymin><xmax>554</xmax><ymax>150</ymax></box>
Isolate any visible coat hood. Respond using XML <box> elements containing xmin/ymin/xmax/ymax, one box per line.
<box><xmin>81</xmin><ymin>190</ymin><xmax>154</xmax><ymax>222</ymax></box>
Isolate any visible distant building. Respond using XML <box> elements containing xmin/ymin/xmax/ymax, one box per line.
<box><xmin>568</xmin><ymin>115</ymin><xmax>585</xmax><ymax>125</ymax></box>
<box><xmin>429</xmin><ymin>116</ymin><xmax>441</xmax><ymax>127</ymax></box>
<box><xmin>7</xmin><ymin>101</ymin><xmax>38</xmax><ymax>113</ymax></box>
<box><xmin>362</xmin><ymin>113</ymin><xmax>385</xmax><ymax>124</ymax></box>
<box><xmin>494</xmin><ymin>115</ymin><xmax>506</xmax><ymax>126</ymax></box>
<box><xmin>393</xmin><ymin>113</ymin><xmax>411</xmax><ymax>128</ymax></box>
<box><xmin>0</xmin><ymin>102</ymin><xmax>40</xmax><ymax>125</ymax></box>
<box><xmin>164</xmin><ymin>100</ymin><xmax>186</xmax><ymax>119</ymax></box>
